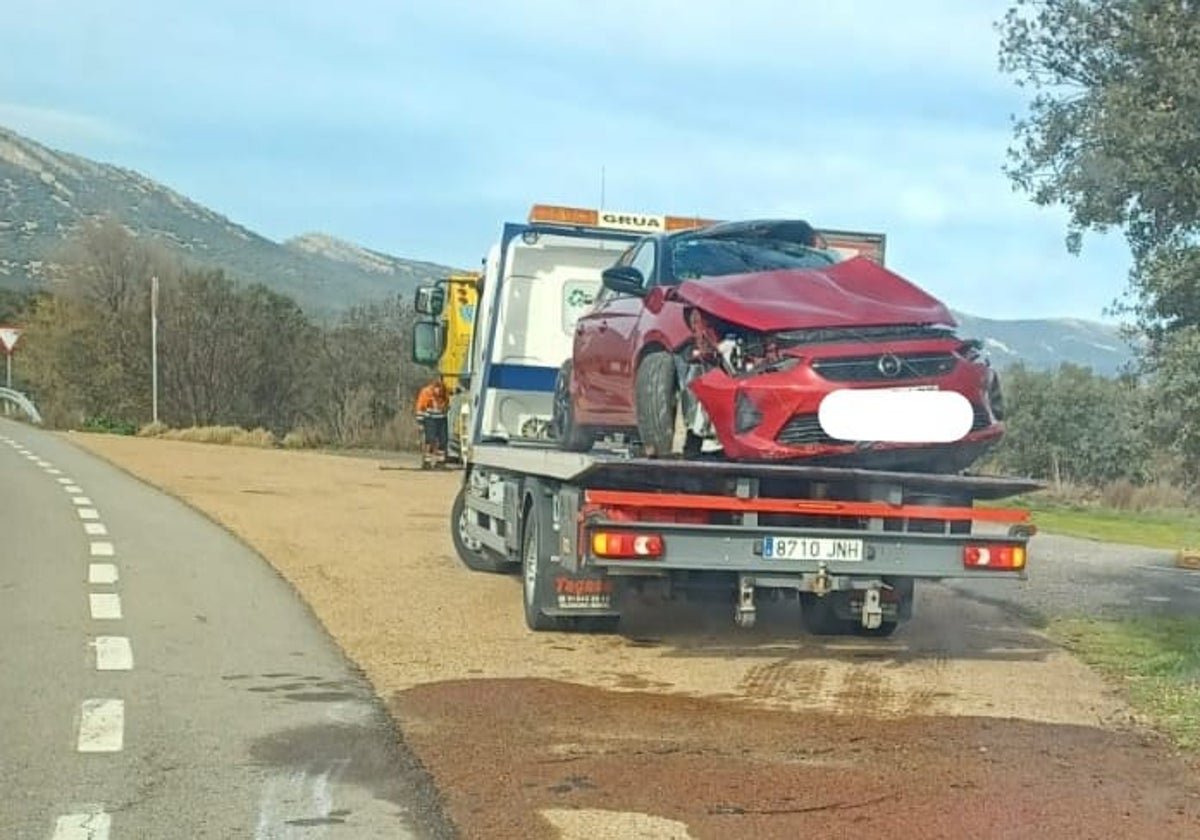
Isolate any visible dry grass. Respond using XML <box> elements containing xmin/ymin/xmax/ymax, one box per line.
<box><xmin>137</xmin><ymin>424</ymin><xmax>279</xmax><ymax>448</ymax></box>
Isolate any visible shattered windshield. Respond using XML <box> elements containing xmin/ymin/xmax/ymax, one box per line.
<box><xmin>668</xmin><ymin>236</ymin><xmax>839</xmax><ymax>282</ymax></box>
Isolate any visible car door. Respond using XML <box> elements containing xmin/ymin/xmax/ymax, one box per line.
<box><xmin>593</xmin><ymin>240</ymin><xmax>656</xmax><ymax>419</ymax></box>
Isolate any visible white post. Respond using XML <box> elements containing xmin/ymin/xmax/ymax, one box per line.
<box><xmin>4</xmin><ymin>352</ymin><xmax>10</xmax><ymax>389</ymax></box>
<box><xmin>151</xmin><ymin>275</ymin><xmax>159</xmax><ymax>424</ymax></box>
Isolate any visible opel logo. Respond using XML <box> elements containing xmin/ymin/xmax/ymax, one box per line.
<box><xmin>877</xmin><ymin>353</ymin><xmax>903</xmax><ymax>377</ymax></box>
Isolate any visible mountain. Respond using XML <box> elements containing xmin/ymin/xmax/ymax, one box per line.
<box><xmin>0</xmin><ymin>124</ymin><xmax>1140</xmax><ymax>374</ymax></box>
<box><xmin>0</xmin><ymin>126</ymin><xmax>459</xmax><ymax>316</ymax></box>
<box><xmin>952</xmin><ymin>311</ymin><xmax>1136</xmax><ymax>376</ymax></box>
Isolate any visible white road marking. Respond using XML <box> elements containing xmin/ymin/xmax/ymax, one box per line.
<box><xmin>89</xmin><ymin>563</ymin><xmax>118</xmax><ymax>584</ymax></box>
<box><xmin>77</xmin><ymin>699</ymin><xmax>124</xmax><ymax>753</ymax></box>
<box><xmin>73</xmin><ymin>496</ymin><xmax>94</xmax><ymax>506</ymax></box>
<box><xmin>24</xmin><ymin>453</ymin><xmax>37</xmax><ymax>460</ymax></box>
<box><xmin>93</xmin><ymin>637</ymin><xmax>133</xmax><ymax>671</ymax></box>
<box><xmin>57</xmin><ymin>477</ymin><xmax>74</xmax><ymax>484</ymax></box>
<box><xmin>47</xmin><ymin>468</ymin><xmax>62</xmax><ymax>475</ymax></box>
<box><xmin>65</xmin><ymin>485</ymin><xmax>83</xmax><ymax>494</ymax></box>
<box><xmin>51</xmin><ymin>810</ymin><xmax>112</xmax><ymax>839</ymax></box>
<box><xmin>35</xmin><ymin>459</ymin><xmax>51</xmax><ymax>467</ymax></box>
<box><xmin>84</xmin><ymin>523</ymin><xmax>108</xmax><ymax>536</ymax></box>
<box><xmin>78</xmin><ymin>508</ymin><xmax>100</xmax><ymax>520</ymax></box>
<box><xmin>89</xmin><ymin>593</ymin><xmax>122</xmax><ymax>620</ymax></box>
<box><xmin>1187</xmin><ymin>585</ymin><xmax>1200</xmax><ymax>594</ymax></box>
<box><xmin>90</xmin><ymin>542</ymin><xmax>114</xmax><ymax>557</ymax></box>
<box><xmin>1144</xmin><ymin>595</ymin><xmax>1171</xmax><ymax>603</ymax></box>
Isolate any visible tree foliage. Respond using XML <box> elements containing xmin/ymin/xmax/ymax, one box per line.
<box><xmin>999</xmin><ymin>0</ymin><xmax>1200</xmax><ymax>478</ymax></box>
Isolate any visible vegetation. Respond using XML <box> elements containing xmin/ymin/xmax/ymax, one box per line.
<box><xmin>1049</xmin><ymin>616</ymin><xmax>1200</xmax><ymax>750</ymax></box>
<box><xmin>12</xmin><ymin>217</ymin><xmax>430</xmax><ymax>450</ymax></box>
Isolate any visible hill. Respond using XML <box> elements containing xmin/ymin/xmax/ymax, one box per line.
<box><xmin>0</xmin><ymin>124</ymin><xmax>1138</xmax><ymax>373</ymax></box>
<box><xmin>0</xmin><ymin>126</ymin><xmax>458</xmax><ymax>316</ymax></box>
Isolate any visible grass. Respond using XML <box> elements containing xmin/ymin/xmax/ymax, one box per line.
<box><xmin>984</xmin><ymin>493</ymin><xmax>1200</xmax><ymax>551</ymax></box>
<box><xmin>1049</xmin><ymin>616</ymin><xmax>1200</xmax><ymax>750</ymax></box>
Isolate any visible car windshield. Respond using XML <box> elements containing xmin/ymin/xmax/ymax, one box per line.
<box><xmin>668</xmin><ymin>236</ymin><xmax>839</xmax><ymax>282</ymax></box>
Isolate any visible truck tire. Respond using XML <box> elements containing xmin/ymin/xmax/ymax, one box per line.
<box><xmin>636</xmin><ymin>351</ymin><xmax>701</xmax><ymax>458</ymax></box>
<box><xmin>522</xmin><ymin>489</ymin><xmax>567</xmax><ymax>631</ymax></box>
<box><xmin>799</xmin><ymin>593</ymin><xmax>856</xmax><ymax>636</ymax></box>
<box><xmin>551</xmin><ymin>360</ymin><xmax>594</xmax><ymax>453</ymax></box>
<box><xmin>452</xmin><ymin>486</ymin><xmax>515</xmax><ymax>574</ymax></box>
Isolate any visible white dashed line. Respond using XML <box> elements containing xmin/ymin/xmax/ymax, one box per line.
<box><xmin>78</xmin><ymin>509</ymin><xmax>100</xmax><ymax>521</ymax></box>
<box><xmin>73</xmin><ymin>497</ymin><xmax>94</xmax><ymax>507</ymax></box>
<box><xmin>89</xmin><ymin>593</ymin><xmax>122</xmax><ymax>620</ymax></box>
<box><xmin>93</xmin><ymin>637</ymin><xmax>133</xmax><ymax>671</ymax></box>
<box><xmin>77</xmin><ymin>699</ymin><xmax>124</xmax><ymax>753</ymax></box>
<box><xmin>89</xmin><ymin>542</ymin><xmax>114</xmax><ymax>557</ymax></box>
<box><xmin>57</xmin><ymin>477</ymin><xmax>74</xmax><ymax>484</ymax></box>
<box><xmin>35</xmin><ymin>459</ymin><xmax>50</xmax><ymax>467</ymax></box>
<box><xmin>65</xmin><ymin>485</ymin><xmax>83</xmax><ymax>494</ymax></box>
<box><xmin>47</xmin><ymin>468</ymin><xmax>62</xmax><ymax>475</ymax></box>
<box><xmin>51</xmin><ymin>810</ymin><xmax>112</xmax><ymax>839</ymax></box>
<box><xmin>84</xmin><ymin>523</ymin><xmax>108</xmax><ymax>536</ymax></box>
<box><xmin>24</xmin><ymin>453</ymin><xmax>37</xmax><ymax>460</ymax></box>
<box><xmin>88</xmin><ymin>563</ymin><xmax>118</xmax><ymax>584</ymax></box>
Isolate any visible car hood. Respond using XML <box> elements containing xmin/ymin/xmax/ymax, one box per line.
<box><xmin>675</xmin><ymin>256</ymin><xmax>957</xmax><ymax>332</ymax></box>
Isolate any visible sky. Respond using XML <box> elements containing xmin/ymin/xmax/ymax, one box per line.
<box><xmin>0</xmin><ymin>0</ymin><xmax>1136</xmax><ymax>321</ymax></box>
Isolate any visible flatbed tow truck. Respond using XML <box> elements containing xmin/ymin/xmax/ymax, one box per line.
<box><xmin>414</xmin><ymin>204</ymin><xmax>1040</xmax><ymax>636</ymax></box>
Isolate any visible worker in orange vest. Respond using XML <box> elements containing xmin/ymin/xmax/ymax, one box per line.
<box><xmin>415</xmin><ymin>377</ymin><xmax>449</xmax><ymax>467</ymax></box>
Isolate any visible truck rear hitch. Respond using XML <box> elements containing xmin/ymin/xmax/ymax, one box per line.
<box><xmin>735</xmin><ymin>574</ymin><xmax>756</xmax><ymax>629</ymax></box>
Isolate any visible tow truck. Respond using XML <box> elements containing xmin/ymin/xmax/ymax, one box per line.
<box><xmin>413</xmin><ymin>272</ymin><xmax>482</xmax><ymax>463</ymax></box>
<box><xmin>412</xmin><ymin>204</ymin><xmax>1039</xmax><ymax>636</ymax></box>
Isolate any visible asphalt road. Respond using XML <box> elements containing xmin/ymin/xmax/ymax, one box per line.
<box><xmin>953</xmin><ymin>525</ymin><xmax>1200</xmax><ymax>621</ymax></box>
<box><xmin>0</xmin><ymin>419</ymin><xmax>455</xmax><ymax>840</ymax></box>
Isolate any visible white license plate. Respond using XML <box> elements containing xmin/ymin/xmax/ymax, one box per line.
<box><xmin>762</xmin><ymin>536</ymin><xmax>864</xmax><ymax>561</ymax></box>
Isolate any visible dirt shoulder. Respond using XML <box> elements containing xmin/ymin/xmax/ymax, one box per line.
<box><xmin>68</xmin><ymin>434</ymin><xmax>1200</xmax><ymax>837</ymax></box>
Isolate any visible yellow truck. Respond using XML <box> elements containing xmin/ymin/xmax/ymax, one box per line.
<box><xmin>413</xmin><ymin>272</ymin><xmax>482</xmax><ymax>463</ymax></box>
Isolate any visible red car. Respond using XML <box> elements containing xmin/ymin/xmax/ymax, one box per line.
<box><xmin>550</xmin><ymin>219</ymin><xmax>1006</xmax><ymax>473</ymax></box>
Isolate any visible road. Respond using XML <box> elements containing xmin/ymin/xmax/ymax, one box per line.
<box><xmin>954</xmin><ymin>525</ymin><xmax>1200</xmax><ymax>621</ymax></box>
<box><xmin>0</xmin><ymin>418</ymin><xmax>454</xmax><ymax>840</ymax></box>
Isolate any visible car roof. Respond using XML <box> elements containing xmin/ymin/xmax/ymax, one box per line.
<box><xmin>666</xmin><ymin>218</ymin><xmax>818</xmax><ymax>246</ymax></box>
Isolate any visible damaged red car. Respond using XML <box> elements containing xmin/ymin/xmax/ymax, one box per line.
<box><xmin>550</xmin><ymin>219</ymin><xmax>1006</xmax><ymax>474</ymax></box>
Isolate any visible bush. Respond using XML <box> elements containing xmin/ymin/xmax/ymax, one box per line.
<box><xmin>81</xmin><ymin>415</ymin><xmax>138</xmax><ymax>436</ymax></box>
<box><xmin>137</xmin><ymin>421</ymin><xmax>169</xmax><ymax>437</ymax></box>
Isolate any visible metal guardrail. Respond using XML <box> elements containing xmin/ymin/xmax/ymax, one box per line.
<box><xmin>0</xmin><ymin>387</ymin><xmax>43</xmax><ymax>425</ymax></box>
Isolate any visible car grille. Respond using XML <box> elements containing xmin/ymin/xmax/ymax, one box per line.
<box><xmin>776</xmin><ymin>402</ymin><xmax>992</xmax><ymax>447</ymax></box>
<box><xmin>810</xmin><ymin>352</ymin><xmax>957</xmax><ymax>383</ymax></box>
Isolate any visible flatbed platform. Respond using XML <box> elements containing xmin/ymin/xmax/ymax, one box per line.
<box><xmin>469</xmin><ymin>441</ymin><xmax>1043</xmax><ymax>501</ymax></box>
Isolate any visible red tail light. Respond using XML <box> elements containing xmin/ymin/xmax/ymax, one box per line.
<box><xmin>963</xmin><ymin>543</ymin><xmax>1026</xmax><ymax>570</ymax></box>
<box><xmin>591</xmin><ymin>531</ymin><xmax>664</xmax><ymax>559</ymax></box>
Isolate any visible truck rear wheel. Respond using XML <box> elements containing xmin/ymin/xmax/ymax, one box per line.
<box><xmin>636</xmin><ymin>351</ymin><xmax>701</xmax><ymax>458</ymax></box>
<box><xmin>452</xmin><ymin>486</ymin><xmax>514</xmax><ymax>574</ymax></box>
<box><xmin>551</xmin><ymin>360</ymin><xmax>594</xmax><ymax>452</ymax></box>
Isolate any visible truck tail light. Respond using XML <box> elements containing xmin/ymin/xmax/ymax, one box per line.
<box><xmin>963</xmin><ymin>543</ymin><xmax>1026</xmax><ymax>570</ymax></box>
<box><xmin>591</xmin><ymin>531</ymin><xmax>664</xmax><ymax>559</ymax></box>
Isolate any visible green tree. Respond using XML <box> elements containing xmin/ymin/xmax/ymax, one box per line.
<box><xmin>998</xmin><ymin>0</ymin><xmax>1200</xmax><ymax>482</ymax></box>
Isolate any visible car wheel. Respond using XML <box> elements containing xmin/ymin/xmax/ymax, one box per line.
<box><xmin>551</xmin><ymin>360</ymin><xmax>594</xmax><ymax>452</ymax></box>
<box><xmin>636</xmin><ymin>351</ymin><xmax>702</xmax><ymax>458</ymax></box>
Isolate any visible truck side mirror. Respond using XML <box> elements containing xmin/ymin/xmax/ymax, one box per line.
<box><xmin>412</xmin><ymin>320</ymin><xmax>444</xmax><ymax>365</ymax></box>
<box><xmin>414</xmin><ymin>286</ymin><xmax>445</xmax><ymax>316</ymax></box>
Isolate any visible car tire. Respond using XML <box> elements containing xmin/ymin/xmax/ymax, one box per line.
<box><xmin>636</xmin><ymin>351</ymin><xmax>701</xmax><ymax>458</ymax></box>
<box><xmin>551</xmin><ymin>360</ymin><xmax>594</xmax><ymax>453</ymax></box>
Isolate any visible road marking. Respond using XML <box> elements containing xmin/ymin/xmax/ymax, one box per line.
<box><xmin>90</xmin><ymin>542</ymin><xmax>114</xmax><ymax>557</ymax></box>
<box><xmin>51</xmin><ymin>810</ymin><xmax>112</xmax><ymax>839</ymax></box>
<box><xmin>77</xmin><ymin>699</ymin><xmax>124</xmax><ymax>752</ymax></box>
<box><xmin>1144</xmin><ymin>595</ymin><xmax>1171</xmax><ymax>603</ymax></box>
<box><xmin>1187</xmin><ymin>585</ymin><xmax>1200</xmax><ymax>594</ymax></box>
<box><xmin>57</xmin><ymin>477</ymin><xmax>74</xmax><ymax>484</ymax></box>
<box><xmin>89</xmin><ymin>593</ymin><xmax>122</xmax><ymax>620</ymax></box>
<box><xmin>74</xmin><ymin>496</ymin><xmax>95</xmax><ymax>506</ymax></box>
<box><xmin>78</xmin><ymin>509</ymin><xmax>100</xmax><ymax>520</ymax></box>
<box><xmin>47</xmin><ymin>468</ymin><xmax>62</xmax><ymax>475</ymax></box>
<box><xmin>35</xmin><ymin>459</ymin><xmax>51</xmax><ymax>466</ymax></box>
<box><xmin>93</xmin><ymin>637</ymin><xmax>133</xmax><ymax>671</ymax></box>
<box><xmin>84</xmin><ymin>523</ymin><xmax>108</xmax><ymax>536</ymax></box>
<box><xmin>89</xmin><ymin>563</ymin><xmax>118</xmax><ymax>584</ymax></box>
<box><xmin>24</xmin><ymin>453</ymin><xmax>37</xmax><ymax>460</ymax></box>
<box><xmin>65</xmin><ymin>485</ymin><xmax>83</xmax><ymax>494</ymax></box>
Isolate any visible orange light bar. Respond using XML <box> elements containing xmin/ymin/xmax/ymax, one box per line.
<box><xmin>529</xmin><ymin>204</ymin><xmax>599</xmax><ymax>227</ymax></box>
<box><xmin>584</xmin><ymin>489</ymin><xmax>1031</xmax><ymax>524</ymax></box>
<box><xmin>665</xmin><ymin>215</ymin><xmax>720</xmax><ymax>231</ymax></box>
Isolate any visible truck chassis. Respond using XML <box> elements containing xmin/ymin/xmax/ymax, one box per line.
<box><xmin>450</xmin><ymin>444</ymin><xmax>1040</xmax><ymax>637</ymax></box>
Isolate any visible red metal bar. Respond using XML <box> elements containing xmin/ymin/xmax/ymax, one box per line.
<box><xmin>583</xmin><ymin>489</ymin><xmax>1030</xmax><ymax>523</ymax></box>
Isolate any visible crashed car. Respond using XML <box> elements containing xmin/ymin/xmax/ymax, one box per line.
<box><xmin>550</xmin><ymin>219</ymin><xmax>1005</xmax><ymax>474</ymax></box>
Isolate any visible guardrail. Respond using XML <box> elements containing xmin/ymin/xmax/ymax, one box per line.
<box><xmin>0</xmin><ymin>387</ymin><xmax>43</xmax><ymax>425</ymax></box>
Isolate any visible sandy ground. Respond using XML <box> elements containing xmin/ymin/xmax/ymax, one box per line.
<box><xmin>68</xmin><ymin>434</ymin><xmax>1200</xmax><ymax>838</ymax></box>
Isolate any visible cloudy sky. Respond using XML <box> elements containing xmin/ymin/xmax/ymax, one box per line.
<box><xmin>1</xmin><ymin>0</ymin><xmax>1134</xmax><ymax>320</ymax></box>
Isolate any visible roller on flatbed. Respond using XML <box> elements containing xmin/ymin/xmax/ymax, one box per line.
<box><xmin>414</xmin><ymin>204</ymin><xmax>1041</xmax><ymax>636</ymax></box>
